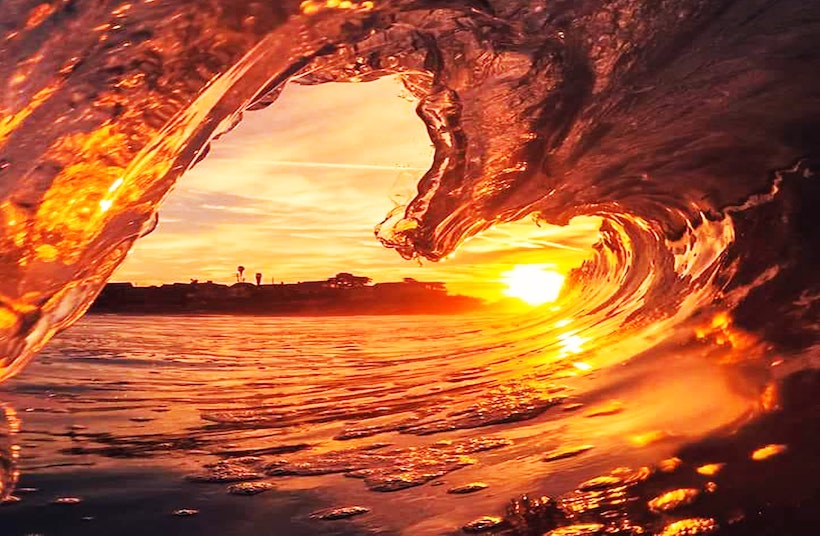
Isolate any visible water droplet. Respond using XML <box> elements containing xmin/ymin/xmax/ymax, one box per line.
<box><xmin>577</xmin><ymin>475</ymin><xmax>623</xmax><ymax>491</ymax></box>
<box><xmin>658</xmin><ymin>518</ymin><xmax>717</xmax><ymax>536</ymax></box>
<box><xmin>751</xmin><ymin>443</ymin><xmax>787</xmax><ymax>461</ymax></box>
<box><xmin>542</xmin><ymin>444</ymin><xmax>594</xmax><ymax>462</ymax></box>
<box><xmin>186</xmin><ymin>462</ymin><xmax>263</xmax><ymax>483</ymax></box>
<box><xmin>544</xmin><ymin>524</ymin><xmax>605</xmax><ymax>536</ymax></box>
<box><xmin>447</xmin><ymin>482</ymin><xmax>488</xmax><ymax>494</ymax></box>
<box><xmin>584</xmin><ymin>400</ymin><xmax>624</xmax><ymax>417</ymax></box>
<box><xmin>462</xmin><ymin>516</ymin><xmax>505</xmax><ymax>533</ymax></box>
<box><xmin>631</xmin><ymin>429</ymin><xmax>675</xmax><ymax>447</ymax></box>
<box><xmin>648</xmin><ymin>488</ymin><xmax>700</xmax><ymax>513</ymax></box>
<box><xmin>658</xmin><ymin>457</ymin><xmax>683</xmax><ymax>472</ymax></box>
<box><xmin>311</xmin><ymin>506</ymin><xmax>369</xmax><ymax>520</ymax></box>
<box><xmin>227</xmin><ymin>481</ymin><xmax>275</xmax><ymax>495</ymax></box>
<box><xmin>52</xmin><ymin>496</ymin><xmax>82</xmax><ymax>505</ymax></box>
<box><xmin>695</xmin><ymin>463</ymin><xmax>725</xmax><ymax>476</ymax></box>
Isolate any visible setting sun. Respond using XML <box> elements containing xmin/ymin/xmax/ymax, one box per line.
<box><xmin>501</xmin><ymin>265</ymin><xmax>566</xmax><ymax>306</ymax></box>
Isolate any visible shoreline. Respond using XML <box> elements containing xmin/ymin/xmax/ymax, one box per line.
<box><xmin>85</xmin><ymin>308</ymin><xmax>499</xmax><ymax>318</ymax></box>
<box><xmin>89</xmin><ymin>278</ymin><xmax>491</xmax><ymax>318</ymax></box>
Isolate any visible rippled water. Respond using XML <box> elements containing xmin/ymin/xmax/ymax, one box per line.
<box><xmin>0</xmin><ymin>314</ymin><xmax>815</xmax><ymax>534</ymax></box>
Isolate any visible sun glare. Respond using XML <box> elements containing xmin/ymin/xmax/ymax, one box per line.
<box><xmin>502</xmin><ymin>265</ymin><xmax>566</xmax><ymax>306</ymax></box>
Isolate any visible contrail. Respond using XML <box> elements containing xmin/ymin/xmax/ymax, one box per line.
<box><xmin>536</xmin><ymin>240</ymin><xmax>588</xmax><ymax>252</ymax></box>
<box><xmin>214</xmin><ymin>158</ymin><xmax>429</xmax><ymax>172</ymax></box>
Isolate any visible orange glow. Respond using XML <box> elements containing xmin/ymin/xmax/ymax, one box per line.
<box><xmin>31</xmin><ymin>123</ymin><xmax>131</xmax><ymax>264</ymax></box>
<box><xmin>658</xmin><ymin>457</ymin><xmax>682</xmax><ymax>473</ymax></box>
<box><xmin>696</xmin><ymin>463</ymin><xmax>724</xmax><ymax>476</ymax></box>
<box><xmin>25</xmin><ymin>4</ymin><xmax>56</xmax><ymax>30</ymax></box>
<box><xmin>751</xmin><ymin>444</ymin><xmax>787</xmax><ymax>461</ymax></box>
<box><xmin>559</xmin><ymin>332</ymin><xmax>587</xmax><ymax>355</ymax></box>
<box><xmin>647</xmin><ymin>488</ymin><xmax>700</xmax><ymax>513</ymax></box>
<box><xmin>0</xmin><ymin>83</ymin><xmax>61</xmax><ymax>145</ymax></box>
<box><xmin>502</xmin><ymin>265</ymin><xmax>565</xmax><ymax>306</ymax></box>
<box><xmin>300</xmin><ymin>0</ymin><xmax>374</xmax><ymax>16</ymax></box>
<box><xmin>694</xmin><ymin>311</ymin><xmax>756</xmax><ymax>355</ymax></box>
<box><xmin>630</xmin><ymin>430</ymin><xmax>674</xmax><ymax>447</ymax></box>
<box><xmin>584</xmin><ymin>400</ymin><xmax>624</xmax><ymax>418</ymax></box>
<box><xmin>759</xmin><ymin>382</ymin><xmax>780</xmax><ymax>412</ymax></box>
<box><xmin>658</xmin><ymin>518</ymin><xmax>717</xmax><ymax>536</ymax></box>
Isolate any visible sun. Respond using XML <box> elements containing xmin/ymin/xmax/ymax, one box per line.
<box><xmin>501</xmin><ymin>265</ymin><xmax>565</xmax><ymax>306</ymax></box>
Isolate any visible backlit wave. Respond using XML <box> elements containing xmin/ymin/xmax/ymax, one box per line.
<box><xmin>3</xmin><ymin>3</ymin><xmax>820</xmax><ymax>533</ymax></box>
<box><xmin>0</xmin><ymin>0</ymin><xmax>817</xmax><ymax>419</ymax></box>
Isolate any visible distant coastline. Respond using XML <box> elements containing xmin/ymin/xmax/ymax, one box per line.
<box><xmin>89</xmin><ymin>273</ymin><xmax>485</xmax><ymax>316</ymax></box>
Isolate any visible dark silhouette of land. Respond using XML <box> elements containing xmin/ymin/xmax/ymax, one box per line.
<box><xmin>90</xmin><ymin>273</ymin><xmax>484</xmax><ymax>316</ymax></box>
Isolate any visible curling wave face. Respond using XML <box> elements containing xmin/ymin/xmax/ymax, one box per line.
<box><xmin>0</xmin><ymin>0</ymin><xmax>818</xmax><ymax>381</ymax></box>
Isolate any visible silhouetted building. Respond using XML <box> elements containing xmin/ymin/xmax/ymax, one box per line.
<box><xmin>229</xmin><ymin>282</ymin><xmax>256</xmax><ymax>298</ymax></box>
<box><xmin>329</xmin><ymin>272</ymin><xmax>371</xmax><ymax>288</ymax></box>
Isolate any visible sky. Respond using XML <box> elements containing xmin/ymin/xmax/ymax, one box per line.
<box><xmin>113</xmin><ymin>77</ymin><xmax>601</xmax><ymax>300</ymax></box>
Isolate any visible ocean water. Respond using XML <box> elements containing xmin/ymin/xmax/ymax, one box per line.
<box><xmin>1</xmin><ymin>1</ymin><xmax>819</xmax><ymax>534</ymax></box>
<box><xmin>0</xmin><ymin>313</ymin><xmax>815</xmax><ymax>535</ymax></box>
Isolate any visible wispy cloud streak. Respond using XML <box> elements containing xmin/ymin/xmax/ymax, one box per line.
<box><xmin>210</xmin><ymin>158</ymin><xmax>428</xmax><ymax>172</ymax></box>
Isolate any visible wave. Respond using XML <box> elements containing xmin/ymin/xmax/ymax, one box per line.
<box><xmin>0</xmin><ymin>4</ymin><xmax>818</xmax><ymax>530</ymax></box>
<box><xmin>2</xmin><ymin>0</ymin><xmax>817</xmax><ymax>379</ymax></box>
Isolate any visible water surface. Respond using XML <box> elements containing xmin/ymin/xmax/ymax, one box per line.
<box><xmin>3</xmin><ymin>313</ymin><xmax>813</xmax><ymax>535</ymax></box>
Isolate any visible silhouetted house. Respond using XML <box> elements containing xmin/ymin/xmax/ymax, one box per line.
<box><xmin>328</xmin><ymin>272</ymin><xmax>371</xmax><ymax>289</ymax></box>
<box><xmin>401</xmin><ymin>277</ymin><xmax>445</xmax><ymax>292</ymax></box>
<box><xmin>293</xmin><ymin>280</ymin><xmax>331</xmax><ymax>296</ymax></box>
<box><xmin>374</xmin><ymin>279</ymin><xmax>447</xmax><ymax>297</ymax></box>
<box><xmin>188</xmin><ymin>281</ymin><xmax>229</xmax><ymax>300</ymax></box>
<box><xmin>94</xmin><ymin>282</ymin><xmax>135</xmax><ymax>309</ymax></box>
<box><xmin>228</xmin><ymin>282</ymin><xmax>257</xmax><ymax>298</ymax></box>
<box><xmin>160</xmin><ymin>283</ymin><xmax>189</xmax><ymax>297</ymax></box>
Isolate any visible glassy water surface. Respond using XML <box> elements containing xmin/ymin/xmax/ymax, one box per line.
<box><xmin>0</xmin><ymin>314</ymin><xmax>814</xmax><ymax>535</ymax></box>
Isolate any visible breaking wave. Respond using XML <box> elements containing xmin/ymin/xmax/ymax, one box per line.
<box><xmin>0</xmin><ymin>1</ymin><xmax>818</xmax><ymax>532</ymax></box>
<box><xmin>0</xmin><ymin>0</ymin><xmax>817</xmax><ymax>377</ymax></box>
